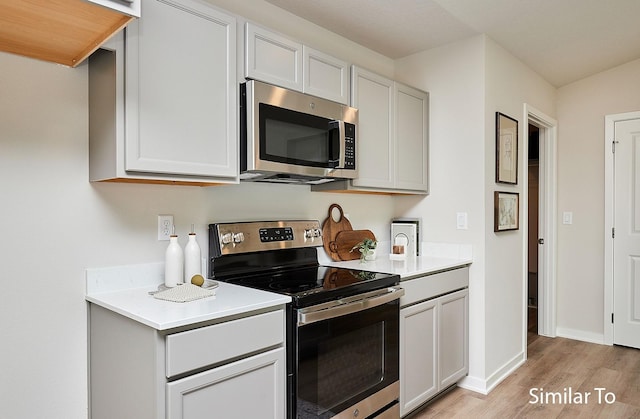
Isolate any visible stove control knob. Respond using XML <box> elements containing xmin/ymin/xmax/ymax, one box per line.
<box><xmin>233</xmin><ymin>232</ymin><xmax>245</xmax><ymax>243</ymax></box>
<box><xmin>305</xmin><ymin>228</ymin><xmax>320</xmax><ymax>239</ymax></box>
<box><xmin>220</xmin><ymin>233</ymin><xmax>233</xmax><ymax>245</ymax></box>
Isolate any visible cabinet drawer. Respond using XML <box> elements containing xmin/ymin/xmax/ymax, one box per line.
<box><xmin>400</xmin><ymin>267</ymin><xmax>469</xmax><ymax>307</ymax></box>
<box><xmin>166</xmin><ymin>310</ymin><xmax>284</xmax><ymax>378</ymax></box>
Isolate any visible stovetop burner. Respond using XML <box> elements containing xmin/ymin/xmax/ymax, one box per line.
<box><xmin>208</xmin><ymin>220</ymin><xmax>400</xmax><ymax>308</ymax></box>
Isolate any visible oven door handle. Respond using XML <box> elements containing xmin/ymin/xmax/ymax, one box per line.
<box><xmin>297</xmin><ymin>286</ymin><xmax>404</xmax><ymax>326</ymax></box>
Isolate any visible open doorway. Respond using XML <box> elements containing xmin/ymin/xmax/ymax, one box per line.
<box><xmin>527</xmin><ymin>124</ymin><xmax>540</xmax><ymax>344</ymax></box>
<box><xmin>524</xmin><ymin>104</ymin><xmax>558</xmax><ymax>353</ymax></box>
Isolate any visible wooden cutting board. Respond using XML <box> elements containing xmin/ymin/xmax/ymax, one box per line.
<box><xmin>321</xmin><ymin>204</ymin><xmax>353</xmax><ymax>261</ymax></box>
<box><xmin>334</xmin><ymin>229</ymin><xmax>376</xmax><ymax>261</ymax></box>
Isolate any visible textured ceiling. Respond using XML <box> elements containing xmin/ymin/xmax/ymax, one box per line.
<box><xmin>263</xmin><ymin>0</ymin><xmax>640</xmax><ymax>87</ymax></box>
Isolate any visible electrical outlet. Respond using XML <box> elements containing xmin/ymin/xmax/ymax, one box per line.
<box><xmin>158</xmin><ymin>215</ymin><xmax>174</xmax><ymax>240</ymax></box>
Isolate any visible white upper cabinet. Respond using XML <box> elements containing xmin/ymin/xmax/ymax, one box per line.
<box><xmin>395</xmin><ymin>83</ymin><xmax>429</xmax><ymax>192</ymax></box>
<box><xmin>89</xmin><ymin>0</ymin><xmax>238</xmax><ymax>185</ymax></box>
<box><xmin>303</xmin><ymin>46</ymin><xmax>350</xmax><ymax>104</ymax></box>
<box><xmin>319</xmin><ymin>66</ymin><xmax>429</xmax><ymax>194</ymax></box>
<box><xmin>245</xmin><ymin>22</ymin><xmax>303</xmax><ymax>92</ymax></box>
<box><xmin>244</xmin><ymin>23</ymin><xmax>349</xmax><ymax>104</ymax></box>
<box><xmin>351</xmin><ymin>66</ymin><xmax>395</xmax><ymax>189</ymax></box>
<box><xmin>126</xmin><ymin>0</ymin><xmax>237</xmax><ymax>179</ymax></box>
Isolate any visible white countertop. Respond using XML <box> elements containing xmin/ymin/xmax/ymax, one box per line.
<box><xmin>86</xmin><ymin>242</ymin><xmax>470</xmax><ymax>330</ymax></box>
<box><xmin>86</xmin><ymin>263</ymin><xmax>290</xmax><ymax>331</ymax></box>
<box><xmin>322</xmin><ymin>255</ymin><xmax>471</xmax><ymax>280</ymax></box>
<box><xmin>318</xmin><ymin>241</ymin><xmax>473</xmax><ymax>280</ymax></box>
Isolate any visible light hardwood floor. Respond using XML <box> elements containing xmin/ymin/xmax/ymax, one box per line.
<box><xmin>410</xmin><ymin>334</ymin><xmax>640</xmax><ymax>418</ymax></box>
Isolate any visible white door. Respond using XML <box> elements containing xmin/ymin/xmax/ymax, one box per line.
<box><xmin>613</xmin><ymin>117</ymin><xmax>640</xmax><ymax>349</ymax></box>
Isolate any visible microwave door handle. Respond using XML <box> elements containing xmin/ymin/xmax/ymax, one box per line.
<box><xmin>297</xmin><ymin>287</ymin><xmax>404</xmax><ymax>326</ymax></box>
<box><xmin>327</xmin><ymin>120</ymin><xmax>345</xmax><ymax>171</ymax></box>
<box><xmin>337</xmin><ymin>120</ymin><xmax>346</xmax><ymax>169</ymax></box>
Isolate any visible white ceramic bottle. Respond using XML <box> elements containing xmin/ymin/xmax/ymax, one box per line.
<box><xmin>164</xmin><ymin>234</ymin><xmax>184</xmax><ymax>287</ymax></box>
<box><xmin>184</xmin><ymin>229</ymin><xmax>201</xmax><ymax>284</ymax></box>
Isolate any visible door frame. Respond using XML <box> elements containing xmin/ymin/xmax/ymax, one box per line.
<box><xmin>523</xmin><ymin>104</ymin><xmax>558</xmax><ymax>342</ymax></box>
<box><xmin>603</xmin><ymin>110</ymin><xmax>640</xmax><ymax>345</ymax></box>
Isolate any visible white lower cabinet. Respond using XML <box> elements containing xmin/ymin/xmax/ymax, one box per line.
<box><xmin>166</xmin><ymin>347</ymin><xmax>285</xmax><ymax>419</ymax></box>
<box><xmin>89</xmin><ymin>305</ymin><xmax>286</xmax><ymax>419</ymax></box>
<box><xmin>399</xmin><ymin>268</ymin><xmax>469</xmax><ymax>417</ymax></box>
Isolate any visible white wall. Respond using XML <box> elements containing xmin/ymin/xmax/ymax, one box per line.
<box><xmin>0</xmin><ymin>1</ymin><xmax>398</xmax><ymax>416</ymax></box>
<box><xmin>394</xmin><ymin>35</ymin><xmax>488</xmax><ymax>382</ymax></box>
<box><xmin>556</xmin><ymin>58</ymin><xmax>640</xmax><ymax>342</ymax></box>
<box><xmin>395</xmin><ymin>35</ymin><xmax>556</xmax><ymax>393</ymax></box>
<box><xmin>208</xmin><ymin>0</ymin><xmax>395</xmax><ymax>80</ymax></box>
<box><xmin>483</xmin><ymin>38</ymin><xmax>556</xmax><ymax>383</ymax></box>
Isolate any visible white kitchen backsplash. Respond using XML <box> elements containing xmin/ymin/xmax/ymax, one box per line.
<box><xmin>86</xmin><ymin>262</ymin><xmax>164</xmax><ymax>294</ymax></box>
<box><xmin>421</xmin><ymin>242</ymin><xmax>473</xmax><ymax>260</ymax></box>
<box><xmin>318</xmin><ymin>241</ymin><xmax>472</xmax><ymax>264</ymax></box>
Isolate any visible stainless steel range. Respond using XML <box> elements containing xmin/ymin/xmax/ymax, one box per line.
<box><xmin>208</xmin><ymin>220</ymin><xmax>403</xmax><ymax>419</ymax></box>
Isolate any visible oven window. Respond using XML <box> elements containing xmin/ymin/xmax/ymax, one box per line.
<box><xmin>259</xmin><ymin>103</ymin><xmax>339</xmax><ymax>168</ymax></box>
<box><xmin>296</xmin><ymin>301</ymin><xmax>399</xmax><ymax>418</ymax></box>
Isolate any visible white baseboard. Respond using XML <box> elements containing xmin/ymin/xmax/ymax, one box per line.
<box><xmin>458</xmin><ymin>350</ymin><xmax>526</xmax><ymax>395</ymax></box>
<box><xmin>556</xmin><ymin>327</ymin><xmax>606</xmax><ymax>345</ymax></box>
<box><xmin>458</xmin><ymin>375</ymin><xmax>489</xmax><ymax>395</ymax></box>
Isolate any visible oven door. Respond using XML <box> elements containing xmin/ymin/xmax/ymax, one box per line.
<box><xmin>294</xmin><ymin>287</ymin><xmax>403</xmax><ymax>419</ymax></box>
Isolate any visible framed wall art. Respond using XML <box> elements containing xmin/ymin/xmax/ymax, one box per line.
<box><xmin>495</xmin><ymin>112</ymin><xmax>518</xmax><ymax>184</ymax></box>
<box><xmin>494</xmin><ymin>191</ymin><xmax>519</xmax><ymax>232</ymax></box>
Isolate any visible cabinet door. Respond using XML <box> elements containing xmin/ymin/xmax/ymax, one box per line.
<box><xmin>125</xmin><ymin>0</ymin><xmax>237</xmax><ymax>178</ymax></box>
<box><xmin>167</xmin><ymin>347</ymin><xmax>285</xmax><ymax>419</ymax></box>
<box><xmin>303</xmin><ymin>46</ymin><xmax>349</xmax><ymax>104</ymax></box>
<box><xmin>245</xmin><ymin>23</ymin><xmax>303</xmax><ymax>91</ymax></box>
<box><xmin>439</xmin><ymin>289</ymin><xmax>469</xmax><ymax>389</ymax></box>
<box><xmin>400</xmin><ymin>299</ymin><xmax>438</xmax><ymax>416</ymax></box>
<box><xmin>351</xmin><ymin>66</ymin><xmax>395</xmax><ymax>189</ymax></box>
<box><xmin>395</xmin><ymin>83</ymin><xmax>429</xmax><ymax>192</ymax></box>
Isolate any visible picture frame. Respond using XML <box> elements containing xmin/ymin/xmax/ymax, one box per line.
<box><xmin>494</xmin><ymin>191</ymin><xmax>519</xmax><ymax>232</ymax></box>
<box><xmin>495</xmin><ymin>112</ymin><xmax>518</xmax><ymax>184</ymax></box>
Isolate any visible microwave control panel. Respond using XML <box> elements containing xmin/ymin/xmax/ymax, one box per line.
<box><xmin>344</xmin><ymin>122</ymin><xmax>356</xmax><ymax>169</ymax></box>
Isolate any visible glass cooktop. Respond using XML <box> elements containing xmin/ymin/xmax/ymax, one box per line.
<box><xmin>222</xmin><ymin>265</ymin><xmax>399</xmax><ymax>308</ymax></box>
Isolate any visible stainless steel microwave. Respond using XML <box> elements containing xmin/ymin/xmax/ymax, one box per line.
<box><xmin>240</xmin><ymin>80</ymin><xmax>358</xmax><ymax>184</ymax></box>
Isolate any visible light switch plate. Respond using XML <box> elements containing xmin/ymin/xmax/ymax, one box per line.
<box><xmin>563</xmin><ymin>212</ymin><xmax>573</xmax><ymax>225</ymax></box>
<box><xmin>456</xmin><ymin>212</ymin><xmax>468</xmax><ymax>230</ymax></box>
